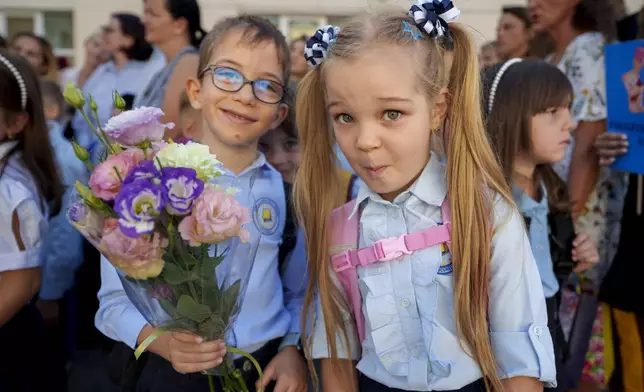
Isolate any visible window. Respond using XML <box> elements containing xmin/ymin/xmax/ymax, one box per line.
<box><xmin>327</xmin><ymin>16</ymin><xmax>350</xmax><ymax>27</ymax></box>
<box><xmin>288</xmin><ymin>18</ymin><xmax>320</xmax><ymax>41</ymax></box>
<box><xmin>7</xmin><ymin>16</ymin><xmax>33</xmax><ymax>39</ymax></box>
<box><xmin>44</xmin><ymin>11</ymin><xmax>73</xmax><ymax>51</ymax></box>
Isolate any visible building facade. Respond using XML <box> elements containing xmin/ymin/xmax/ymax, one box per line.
<box><xmin>0</xmin><ymin>0</ymin><xmax>641</xmax><ymax>64</ymax></box>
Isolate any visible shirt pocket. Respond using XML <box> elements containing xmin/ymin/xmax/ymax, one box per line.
<box><xmin>410</xmin><ymin>246</ymin><xmax>442</xmax><ymax>287</ymax></box>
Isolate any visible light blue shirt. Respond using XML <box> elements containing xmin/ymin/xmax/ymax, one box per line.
<box><xmin>71</xmin><ymin>57</ymin><xmax>164</xmax><ymax>151</ymax></box>
<box><xmin>311</xmin><ymin>155</ymin><xmax>556</xmax><ymax>390</ymax></box>
<box><xmin>95</xmin><ymin>154</ymin><xmax>307</xmax><ymax>353</ymax></box>
<box><xmin>335</xmin><ymin>145</ymin><xmax>354</xmax><ymax>174</ymax></box>
<box><xmin>39</xmin><ymin>121</ymin><xmax>88</xmax><ymax>300</ymax></box>
<box><xmin>512</xmin><ymin>182</ymin><xmax>559</xmax><ymax>298</ymax></box>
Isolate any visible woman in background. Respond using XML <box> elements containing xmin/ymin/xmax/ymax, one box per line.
<box><xmin>10</xmin><ymin>32</ymin><xmax>58</xmax><ymax>81</ymax></box>
<box><xmin>136</xmin><ymin>0</ymin><xmax>205</xmax><ymax>140</ymax></box>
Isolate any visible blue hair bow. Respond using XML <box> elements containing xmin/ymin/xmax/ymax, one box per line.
<box><xmin>304</xmin><ymin>25</ymin><xmax>340</xmax><ymax>68</ymax></box>
<box><xmin>409</xmin><ymin>0</ymin><xmax>460</xmax><ymax>40</ymax></box>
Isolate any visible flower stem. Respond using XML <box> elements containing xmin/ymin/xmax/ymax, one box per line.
<box><xmin>80</xmin><ymin>110</ymin><xmax>111</xmax><ymax>153</ymax></box>
<box><xmin>226</xmin><ymin>347</ymin><xmax>264</xmax><ymax>392</ymax></box>
<box><xmin>91</xmin><ymin>106</ymin><xmax>114</xmax><ymax>154</ymax></box>
<box><xmin>207</xmin><ymin>375</ymin><xmax>215</xmax><ymax>392</ymax></box>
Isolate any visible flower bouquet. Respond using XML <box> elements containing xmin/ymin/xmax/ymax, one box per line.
<box><xmin>64</xmin><ymin>84</ymin><xmax>263</xmax><ymax>392</ymax></box>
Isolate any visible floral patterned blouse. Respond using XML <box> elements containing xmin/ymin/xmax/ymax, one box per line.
<box><xmin>550</xmin><ymin>31</ymin><xmax>629</xmax><ymax>386</ymax></box>
<box><xmin>548</xmin><ymin>32</ymin><xmax>628</xmax><ymax>280</ymax></box>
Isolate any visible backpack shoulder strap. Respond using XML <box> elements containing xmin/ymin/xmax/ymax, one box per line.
<box><xmin>329</xmin><ymin>200</ymin><xmax>360</xmax><ymax>253</ymax></box>
<box><xmin>278</xmin><ymin>181</ymin><xmax>297</xmax><ymax>270</ymax></box>
<box><xmin>440</xmin><ymin>197</ymin><xmax>452</xmax><ymax>254</ymax></box>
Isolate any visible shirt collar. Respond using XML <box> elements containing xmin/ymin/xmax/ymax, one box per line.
<box><xmin>219</xmin><ymin>152</ymin><xmax>271</xmax><ymax>177</ymax></box>
<box><xmin>512</xmin><ymin>181</ymin><xmax>549</xmax><ymax>217</ymax></box>
<box><xmin>349</xmin><ymin>152</ymin><xmax>447</xmax><ymax>218</ymax></box>
<box><xmin>0</xmin><ymin>140</ymin><xmax>19</xmax><ymax>162</ymax></box>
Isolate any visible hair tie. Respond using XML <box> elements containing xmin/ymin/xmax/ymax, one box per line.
<box><xmin>304</xmin><ymin>25</ymin><xmax>340</xmax><ymax>68</ymax></box>
<box><xmin>409</xmin><ymin>0</ymin><xmax>460</xmax><ymax>42</ymax></box>
<box><xmin>0</xmin><ymin>54</ymin><xmax>27</xmax><ymax>110</ymax></box>
<box><xmin>487</xmin><ymin>58</ymin><xmax>522</xmax><ymax>114</ymax></box>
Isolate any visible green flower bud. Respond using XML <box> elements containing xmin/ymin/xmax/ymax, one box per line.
<box><xmin>63</xmin><ymin>82</ymin><xmax>85</xmax><ymax>110</ymax></box>
<box><xmin>112</xmin><ymin>90</ymin><xmax>126</xmax><ymax>111</ymax></box>
<box><xmin>74</xmin><ymin>181</ymin><xmax>110</xmax><ymax>213</ymax></box>
<box><xmin>89</xmin><ymin>95</ymin><xmax>98</xmax><ymax>112</ymax></box>
<box><xmin>71</xmin><ymin>141</ymin><xmax>89</xmax><ymax>162</ymax></box>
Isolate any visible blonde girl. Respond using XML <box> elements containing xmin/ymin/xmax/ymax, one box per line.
<box><xmin>294</xmin><ymin>1</ymin><xmax>557</xmax><ymax>391</ymax></box>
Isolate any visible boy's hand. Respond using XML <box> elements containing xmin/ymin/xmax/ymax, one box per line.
<box><xmin>571</xmin><ymin>233</ymin><xmax>599</xmax><ymax>273</ymax></box>
<box><xmin>168</xmin><ymin>331</ymin><xmax>227</xmax><ymax>374</ymax></box>
<box><xmin>256</xmin><ymin>346</ymin><xmax>308</xmax><ymax>392</ymax></box>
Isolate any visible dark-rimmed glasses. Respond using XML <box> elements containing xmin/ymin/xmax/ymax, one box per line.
<box><xmin>199</xmin><ymin>66</ymin><xmax>285</xmax><ymax>104</ymax></box>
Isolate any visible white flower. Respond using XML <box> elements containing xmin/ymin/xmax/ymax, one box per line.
<box><xmin>154</xmin><ymin>142</ymin><xmax>223</xmax><ymax>182</ymax></box>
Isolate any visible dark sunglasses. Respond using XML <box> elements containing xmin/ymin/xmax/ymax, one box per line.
<box><xmin>199</xmin><ymin>66</ymin><xmax>285</xmax><ymax>104</ymax></box>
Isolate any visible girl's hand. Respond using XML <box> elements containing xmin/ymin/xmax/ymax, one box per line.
<box><xmin>168</xmin><ymin>331</ymin><xmax>227</xmax><ymax>374</ymax></box>
<box><xmin>571</xmin><ymin>233</ymin><xmax>599</xmax><ymax>272</ymax></box>
<box><xmin>594</xmin><ymin>132</ymin><xmax>628</xmax><ymax>165</ymax></box>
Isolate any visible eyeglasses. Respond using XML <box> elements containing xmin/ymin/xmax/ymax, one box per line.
<box><xmin>199</xmin><ymin>66</ymin><xmax>285</xmax><ymax>104</ymax></box>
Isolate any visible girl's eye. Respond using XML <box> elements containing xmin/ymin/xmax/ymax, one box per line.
<box><xmin>546</xmin><ymin>107</ymin><xmax>558</xmax><ymax>115</ymax></box>
<box><xmin>285</xmin><ymin>140</ymin><xmax>299</xmax><ymax>151</ymax></box>
<box><xmin>335</xmin><ymin>114</ymin><xmax>354</xmax><ymax>124</ymax></box>
<box><xmin>383</xmin><ymin>110</ymin><xmax>402</xmax><ymax>121</ymax></box>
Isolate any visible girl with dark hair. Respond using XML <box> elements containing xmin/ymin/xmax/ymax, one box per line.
<box><xmin>0</xmin><ymin>50</ymin><xmax>64</xmax><ymax>391</ymax></box>
<box><xmin>9</xmin><ymin>32</ymin><xmax>58</xmax><ymax>81</ymax></box>
<box><xmin>528</xmin><ymin>0</ymin><xmax>628</xmax><ymax>389</ymax></box>
<box><xmin>137</xmin><ymin>0</ymin><xmax>206</xmax><ymax>140</ymax></box>
<box><xmin>70</xmin><ymin>12</ymin><xmax>164</xmax><ymax>155</ymax></box>
<box><xmin>484</xmin><ymin>58</ymin><xmax>601</xmax><ymax>392</ymax></box>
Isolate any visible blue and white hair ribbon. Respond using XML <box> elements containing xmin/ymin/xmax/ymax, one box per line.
<box><xmin>304</xmin><ymin>25</ymin><xmax>340</xmax><ymax>68</ymax></box>
<box><xmin>409</xmin><ymin>0</ymin><xmax>460</xmax><ymax>40</ymax></box>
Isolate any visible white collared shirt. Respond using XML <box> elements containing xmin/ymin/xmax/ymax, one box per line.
<box><xmin>0</xmin><ymin>141</ymin><xmax>48</xmax><ymax>272</ymax></box>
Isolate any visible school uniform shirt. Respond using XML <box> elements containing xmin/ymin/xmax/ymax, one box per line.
<box><xmin>311</xmin><ymin>153</ymin><xmax>556</xmax><ymax>391</ymax></box>
<box><xmin>95</xmin><ymin>154</ymin><xmax>306</xmax><ymax>353</ymax></box>
<box><xmin>39</xmin><ymin>121</ymin><xmax>89</xmax><ymax>300</ymax></box>
<box><xmin>0</xmin><ymin>141</ymin><xmax>48</xmax><ymax>274</ymax></box>
<box><xmin>512</xmin><ymin>182</ymin><xmax>559</xmax><ymax>298</ymax></box>
<box><xmin>71</xmin><ymin>56</ymin><xmax>165</xmax><ymax>152</ymax></box>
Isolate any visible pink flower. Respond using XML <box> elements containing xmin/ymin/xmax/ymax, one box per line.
<box><xmin>99</xmin><ymin>218</ymin><xmax>168</xmax><ymax>279</ymax></box>
<box><xmin>89</xmin><ymin>149</ymin><xmax>143</xmax><ymax>200</ymax></box>
<box><xmin>104</xmin><ymin>107</ymin><xmax>174</xmax><ymax>146</ymax></box>
<box><xmin>178</xmin><ymin>185</ymin><xmax>251</xmax><ymax>246</ymax></box>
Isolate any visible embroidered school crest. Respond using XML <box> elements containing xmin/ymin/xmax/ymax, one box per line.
<box><xmin>437</xmin><ymin>242</ymin><xmax>453</xmax><ymax>275</ymax></box>
<box><xmin>252</xmin><ymin>197</ymin><xmax>279</xmax><ymax>235</ymax></box>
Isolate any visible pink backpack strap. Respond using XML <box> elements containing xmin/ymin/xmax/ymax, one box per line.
<box><xmin>329</xmin><ymin>197</ymin><xmax>452</xmax><ymax>343</ymax></box>
<box><xmin>329</xmin><ymin>200</ymin><xmax>366</xmax><ymax>341</ymax></box>
<box><xmin>441</xmin><ymin>198</ymin><xmax>452</xmax><ymax>254</ymax></box>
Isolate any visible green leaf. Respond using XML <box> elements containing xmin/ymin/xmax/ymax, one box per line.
<box><xmin>158</xmin><ymin>298</ymin><xmax>177</xmax><ymax>318</ymax></box>
<box><xmin>176</xmin><ymin>295</ymin><xmax>211</xmax><ymax>323</ymax></box>
<box><xmin>162</xmin><ymin>263</ymin><xmax>190</xmax><ymax>284</ymax></box>
<box><xmin>221</xmin><ymin>280</ymin><xmax>241</xmax><ymax>318</ymax></box>
<box><xmin>200</xmin><ymin>255</ymin><xmax>225</xmax><ymax>280</ymax></box>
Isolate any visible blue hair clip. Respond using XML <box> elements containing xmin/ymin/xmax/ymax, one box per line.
<box><xmin>402</xmin><ymin>21</ymin><xmax>423</xmax><ymax>40</ymax></box>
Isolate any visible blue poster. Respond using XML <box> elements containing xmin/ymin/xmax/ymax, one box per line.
<box><xmin>605</xmin><ymin>40</ymin><xmax>644</xmax><ymax>174</ymax></box>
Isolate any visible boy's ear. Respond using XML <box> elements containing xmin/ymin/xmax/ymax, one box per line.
<box><xmin>186</xmin><ymin>78</ymin><xmax>202</xmax><ymax>110</ymax></box>
<box><xmin>269</xmin><ymin>103</ymin><xmax>289</xmax><ymax>130</ymax></box>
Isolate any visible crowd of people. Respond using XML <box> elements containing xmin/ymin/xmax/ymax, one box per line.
<box><xmin>0</xmin><ymin>0</ymin><xmax>643</xmax><ymax>391</ymax></box>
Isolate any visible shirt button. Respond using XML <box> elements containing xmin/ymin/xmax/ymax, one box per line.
<box><xmin>401</xmin><ymin>298</ymin><xmax>411</xmax><ymax>308</ymax></box>
<box><xmin>535</xmin><ymin>224</ymin><xmax>543</xmax><ymax>231</ymax></box>
<box><xmin>533</xmin><ymin>326</ymin><xmax>543</xmax><ymax>336</ymax></box>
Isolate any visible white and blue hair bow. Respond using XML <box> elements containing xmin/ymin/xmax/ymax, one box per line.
<box><xmin>304</xmin><ymin>25</ymin><xmax>340</xmax><ymax>68</ymax></box>
<box><xmin>409</xmin><ymin>0</ymin><xmax>460</xmax><ymax>41</ymax></box>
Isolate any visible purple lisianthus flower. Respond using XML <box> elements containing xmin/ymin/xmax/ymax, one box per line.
<box><xmin>104</xmin><ymin>107</ymin><xmax>175</xmax><ymax>146</ymax></box>
<box><xmin>123</xmin><ymin>160</ymin><xmax>160</xmax><ymax>185</ymax></box>
<box><xmin>114</xmin><ymin>179</ymin><xmax>166</xmax><ymax>237</ymax></box>
<box><xmin>160</xmin><ymin>167</ymin><xmax>204</xmax><ymax>215</ymax></box>
<box><xmin>174</xmin><ymin>137</ymin><xmax>194</xmax><ymax>145</ymax></box>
